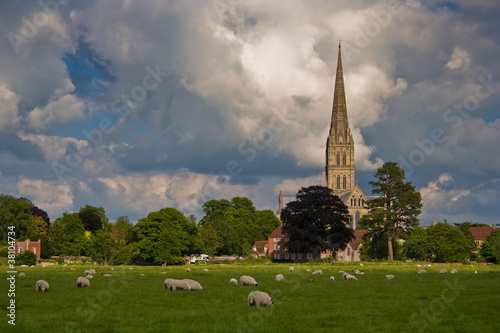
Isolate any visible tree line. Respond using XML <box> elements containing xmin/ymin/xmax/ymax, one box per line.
<box><xmin>0</xmin><ymin>195</ymin><xmax>280</xmax><ymax>265</ymax></box>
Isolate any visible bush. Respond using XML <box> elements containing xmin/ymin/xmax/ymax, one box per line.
<box><xmin>57</xmin><ymin>257</ymin><xmax>66</xmax><ymax>265</ymax></box>
<box><xmin>16</xmin><ymin>251</ymin><xmax>37</xmax><ymax>266</ymax></box>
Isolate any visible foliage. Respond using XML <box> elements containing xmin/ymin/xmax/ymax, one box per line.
<box><xmin>31</xmin><ymin>215</ymin><xmax>49</xmax><ymax>236</ymax></box>
<box><xmin>133</xmin><ymin>208</ymin><xmax>200</xmax><ymax>265</ymax></box>
<box><xmin>0</xmin><ymin>194</ymin><xmax>36</xmax><ymax>241</ymax></box>
<box><xmin>47</xmin><ymin>213</ymin><xmax>87</xmax><ymax>256</ymax></box>
<box><xmin>480</xmin><ymin>230</ymin><xmax>500</xmax><ymax>263</ymax></box>
<box><xmin>16</xmin><ymin>250</ymin><xmax>37</xmax><ymax>266</ymax></box>
<box><xmin>360</xmin><ymin>232</ymin><xmax>405</xmax><ymax>261</ymax></box>
<box><xmin>21</xmin><ymin>197</ymin><xmax>51</xmax><ymax>228</ymax></box>
<box><xmin>79</xmin><ymin>208</ymin><xmax>103</xmax><ymax>233</ymax></box>
<box><xmin>426</xmin><ymin>222</ymin><xmax>474</xmax><ymax>262</ymax></box>
<box><xmin>360</xmin><ymin>162</ymin><xmax>422</xmax><ymax>261</ymax></box>
<box><xmin>403</xmin><ymin>227</ymin><xmax>435</xmax><ymax>261</ymax></box>
<box><xmin>199</xmin><ymin>197</ymin><xmax>280</xmax><ymax>256</ymax></box>
<box><xmin>281</xmin><ymin>186</ymin><xmax>354</xmax><ymax>256</ymax></box>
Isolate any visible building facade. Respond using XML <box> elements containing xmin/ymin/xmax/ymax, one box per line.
<box><xmin>15</xmin><ymin>239</ymin><xmax>41</xmax><ymax>260</ymax></box>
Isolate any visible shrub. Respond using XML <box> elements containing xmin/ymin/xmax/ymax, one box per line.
<box><xmin>16</xmin><ymin>251</ymin><xmax>37</xmax><ymax>266</ymax></box>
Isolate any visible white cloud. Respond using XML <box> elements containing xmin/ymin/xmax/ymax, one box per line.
<box><xmin>27</xmin><ymin>92</ymin><xmax>85</xmax><ymax>131</ymax></box>
<box><xmin>273</xmin><ymin>173</ymin><xmax>325</xmax><ymax>196</ymax></box>
<box><xmin>16</xmin><ymin>178</ymin><xmax>74</xmax><ymax>218</ymax></box>
<box><xmin>0</xmin><ymin>83</ymin><xmax>20</xmax><ymax>131</ymax></box>
<box><xmin>18</xmin><ymin>133</ymin><xmax>89</xmax><ymax>161</ymax></box>
<box><xmin>420</xmin><ymin>173</ymin><xmax>471</xmax><ymax>212</ymax></box>
<box><xmin>446</xmin><ymin>47</ymin><xmax>471</xmax><ymax>70</ymax></box>
<box><xmin>352</xmin><ymin>128</ymin><xmax>384</xmax><ymax>171</ymax></box>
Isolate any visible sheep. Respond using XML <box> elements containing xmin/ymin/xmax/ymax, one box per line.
<box><xmin>168</xmin><ymin>279</ymin><xmax>191</xmax><ymax>291</ymax></box>
<box><xmin>343</xmin><ymin>273</ymin><xmax>358</xmax><ymax>281</ymax></box>
<box><xmin>164</xmin><ymin>278</ymin><xmax>174</xmax><ymax>289</ymax></box>
<box><xmin>19</xmin><ymin>272</ymin><xmax>25</xmax><ymax>277</ymax></box>
<box><xmin>248</xmin><ymin>291</ymin><xmax>273</xmax><ymax>307</ymax></box>
<box><xmin>186</xmin><ymin>268</ymin><xmax>191</xmax><ymax>272</ymax></box>
<box><xmin>439</xmin><ymin>269</ymin><xmax>448</xmax><ymax>274</ymax></box>
<box><xmin>102</xmin><ymin>273</ymin><xmax>113</xmax><ymax>277</ymax></box>
<box><xmin>451</xmin><ymin>269</ymin><xmax>458</xmax><ymax>274</ymax></box>
<box><xmin>338</xmin><ymin>270</ymin><xmax>345</xmax><ymax>274</ymax></box>
<box><xmin>86</xmin><ymin>275</ymin><xmax>93</xmax><ymax>279</ymax></box>
<box><xmin>386</xmin><ymin>274</ymin><xmax>395</xmax><ymax>279</ymax></box>
<box><xmin>354</xmin><ymin>269</ymin><xmax>361</xmax><ymax>275</ymax></box>
<box><xmin>275</xmin><ymin>274</ymin><xmax>284</xmax><ymax>282</ymax></box>
<box><xmin>76</xmin><ymin>277</ymin><xmax>90</xmax><ymax>288</ymax></box>
<box><xmin>306</xmin><ymin>269</ymin><xmax>310</xmax><ymax>273</ymax></box>
<box><xmin>330</xmin><ymin>276</ymin><xmax>335</xmax><ymax>281</ymax></box>
<box><xmin>183</xmin><ymin>279</ymin><xmax>203</xmax><ymax>291</ymax></box>
<box><xmin>312</xmin><ymin>270</ymin><xmax>323</xmax><ymax>275</ymax></box>
<box><xmin>359</xmin><ymin>263</ymin><xmax>364</xmax><ymax>266</ymax></box>
<box><xmin>475</xmin><ymin>271</ymin><xmax>478</xmax><ymax>274</ymax></box>
<box><xmin>70</xmin><ymin>268</ymin><xmax>76</xmax><ymax>271</ymax></box>
<box><xmin>140</xmin><ymin>273</ymin><xmax>144</xmax><ymax>276</ymax></box>
<box><xmin>36</xmin><ymin>280</ymin><xmax>49</xmax><ymax>292</ymax></box>
<box><xmin>230</xmin><ymin>278</ymin><xmax>238</xmax><ymax>285</ymax></box>
<box><xmin>240</xmin><ymin>275</ymin><xmax>258</xmax><ymax>286</ymax></box>
<box><xmin>289</xmin><ymin>266</ymin><xmax>294</xmax><ymax>272</ymax></box>
<box><xmin>89</xmin><ymin>269</ymin><xmax>96</xmax><ymax>274</ymax></box>
<box><xmin>84</xmin><ymin>269</ymin><xmax>92</xmax><ymax>275</ymax></box>
<box><xmin>203</xmin><ymin>269</ymin><xmax>208</xmax><ymax>272</ymax></box>
<box><xmin>359</xmin><ymin>272</ymin><xmax>365</xmax><ymax>275</ymax></box>
<box><xmin>418</xmin><ymin>269</ymin><xmax>427</xmax><ymax>274</ymax></box>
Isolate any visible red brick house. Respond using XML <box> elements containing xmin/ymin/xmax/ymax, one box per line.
<box><xmin>470</xmin><ymin>225</ymin><xmax>498</xmax><ymax>249</ymax></box>
<box><xmin>15</xmin><ymin>239</ymin><xmax>41</xmax><ymax>259</ymax></box>
<box><xmin>252</xmin><ymin>240</ymin><xmax>269</xmax><ymax>257</ymax></box>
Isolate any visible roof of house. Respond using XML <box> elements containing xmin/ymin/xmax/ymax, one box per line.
<box><xmin>470</xmin><ymin>226</ymin><xmax>498</xmax><ymax>241</ymax></box>
<box><xmin>253</xmin><ymin>240</ymin><xmax>268</xmax><ymax>253</ymax></box>
<box><xmin>268</xmin><ymin>224</ymin><xmax>284</xmax><ymax>238</ymax></box>
<box><xmin>350</xmin><ymin>230</ymin><xmax>367</xmax><ymax>250</ymax></box>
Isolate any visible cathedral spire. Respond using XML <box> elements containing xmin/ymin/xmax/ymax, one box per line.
<box><xmin>330</xmin><ymin>42</ymin><xmax>349</xmax><ymax>135</ymax></box>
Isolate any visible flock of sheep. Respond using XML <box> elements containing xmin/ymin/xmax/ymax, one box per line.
<box><xmin>29</xmin><ymin>265</ymin><xmax>461</xmax><ymax>306</ymax></box>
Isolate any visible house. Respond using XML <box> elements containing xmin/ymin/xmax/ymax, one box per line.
<box><xmin>470</xmin><ymin>225</ymin><xmax>498</xmax><ymax>249</ymax></box>
<box><xmin>335</xmin><ymin>230</ymin><xmax>367</xmax><ymax>262</ymax></box>
<box><xmin>251</xmin><ymin>240</ymin><xmax>269</xmax><ymax>257</ymax></box>
<box><xmin>15</xmin><ymin>239</ymin><xmax>41</xmax><ymax>259</ymax></box>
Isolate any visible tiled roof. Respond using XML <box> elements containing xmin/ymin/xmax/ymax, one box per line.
<box><xmin>253</xmin><ymin>241</ymin><xmax>268</xmax><ymax>253</ymax></box>
<box><xmin>349</xmin><ymin>230</ymin><xmax>367</xmax><ymax>250</ymax></box>
<box><xmin>470</xmin><ymin>227</ymin><xmax>498</xmax><ymax>241</ymax></box>
<box><xmin>268</xmin><ymin>224</ymin><xmax>284</xmax><ymax>238</ymax></box>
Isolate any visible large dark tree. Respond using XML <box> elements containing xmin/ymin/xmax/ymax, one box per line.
<box><xmin>359</xmin><ymin>162</ymin><xmax>422</xmax><ymax>261</ymax></box>
<box><xmin>21</xmin><ymin>197</ymin><xmax>51</xmax><ymax>228</ymax></box>
<box><xmin>79</xmin><ymin>209</ymin><xmax>103</xmax><ymax>233</ymax></box>
<box><xmin>281</xmin><ymin>186</ymin><xmax>354</xmax><ymax>258</ymax></box>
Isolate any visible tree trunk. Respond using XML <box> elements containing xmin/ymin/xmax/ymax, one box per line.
<box><xmin>387</xmin><ymin>234</ymin><xmax>394</xmax><ymax>261</ymax></box>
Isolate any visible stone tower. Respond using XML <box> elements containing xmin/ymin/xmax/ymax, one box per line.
<box><xmin>326</xmin><ymin>43</ymin><xmax>355</xmax><ymax>197</ymax></box>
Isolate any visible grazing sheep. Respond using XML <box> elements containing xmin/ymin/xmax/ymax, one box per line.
<box><xmin>186</xmin><ymin>268</ymin><xmax>191</xmax><ymax>272</ymax></box>
<box><xmin>110</xmin><ymin>267</ymin><xmax>114</xmax><ymax>270</ymax></box>
<box><xmin>289</xmin><ymin>266</ymin><xmax>294</xmax><ymax>272</ymax></box>
<box><xmin>418</xmin><ymin>269</ymin><xmax>427</xmax><ymax>274</ymax></box>
<box><xmin>338</xmin><ymin>270</ymin><xmax>345</xmax><ymax>274</ymax></box>
<box><xmin>168</xmin><ymin>279</ymin><xmax>191</xmax><ymax>291</ymax></box>
<box><xmin>89</xmin><ymin>269</ymin><xmax>96</xmax><ymax>274</ymax></box>
<box><xmin>475</xmin><ymin>271</ymin><xmax>478</xmax><ymax>274</ymax></box>
<box><xmin>84</xmin><ymin>269</ymin><xmax>92</xmax><ymax>275</ymax></box>
<box><xmin>129</xmin><ymin>267</ymin><xmax>133</xmax><ymax>270</ymax></box>
<box><xmin>19</xmin><ymin>272</ymin><xmax>25</xmax><ymax>277</ymax></box>
<box><xmin>70</xmin><ymin>268</ymin><xmax>76</xmax><ymax>271</ymax></box>
<box><xmin>240</xmin><ymin>275</ymin><xmax>258</xmax><ymax>286</ymax></box>
<box><xmin>36</xmin><ymin>280</ymin><xmax>49</xmax><ymax>292</ymax></box>
<box><xmin>343</xmin><ymin>273</ymin><xmax>358</xmax><ymax>281</ymax></box>
<box><xmin>451</xmin><ymin>269</ymin><xmax>458</xmax><ymax>274</ymax></box>
<box><xmin>275</xmin><ymin>274</ymin><xmax>284</xmax><ymax>282</ymax></box>
<box><xmin>312</xmin><ymin>270</ymin><xmax>323</xmax><ymax>275</ymax></box>
<box><xmin>76</xmin><ymin>277</ymin><xmax>90</xmax><ymax>288</ymax></box>
<box><xmin>183</xmin><ymin>279</ymin><xmax>203</xmax><ymax>291</ymax></box>
<box><xmin>359</xmin><ymin>263</ymin><xmax>364</xmax><ymax>266</ymax></box>
<box><xmin>439</xmin><ymin>269</ymin><xmax>448</xmax><ymax>274</ymax></box>
<box><xmin>102</xmin><ymin>273</ymin><xmax>113</xmax><ymax>277</ymax></box>
<box><xmin>230</xmin><ymin>278</ymin><xmax>238</xmax><ymax>285</ymax></box>
<box><xmin>248</xmin><ymin>291</ymin><xmax>273</xmax><ymax>307</ymax></box>
<box><xmin>306</xmin><ymin>269</ymin><xmax>310</xmax><ymax>273</ymax></box>
<box><xmin>161</xmin><ymin>272</ymin><xmax>166</xmax><ymax>274</ymax></box>
<box><xmin>164</xmin><ymin>278</ymin><xmax>174</xmax><ymax>289</ymax></box>
<box><xmin>63</xmin><ymin>264</ymin><xmax>67</xmax><ymax>267</ymax></box>
<box><xmin>416</xmin><ymin>264</ymin><xmax>422</xmax><ymax>267</ymax></box>
<box><xmin>354</xmin><ymin>269</ymin><xmax>361</xmax><ymax>275</ymax></box>
<box><xmin>203</xmin><ymin>269</ymin><xmax>208</xmax><ymax>272</ymax></box>
<box><xmin>86</xmin><ymin>275</ymin><xmax>93</xmax><ymax>279</ymax></box>
<box><xmin>330</xmin><ymin>276</ymin><xmax>335</xmax><ymax>281</ymax></box>
<box><xmin>140</xmin><ymin>273</ymin><xmax>144</xmax><ymax>276</ymax></box>
<box><xmin>386</xmin><ymin>274</ymin><xmax>395</xmax><ymax>279</ymax></box>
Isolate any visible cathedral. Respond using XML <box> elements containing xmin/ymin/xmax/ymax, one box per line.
<box><xmin>278</xmin><ymin>43</ymin><xmax>369</xmax><ymax>229</ymax></box>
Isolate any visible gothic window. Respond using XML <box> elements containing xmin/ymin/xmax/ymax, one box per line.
<box><xmin>347</xmin><ymin>248</ymin><xmax>350</xmax><ymax>256</ymax></box>
<box><xmin>337</xmin><ymin>176</ymin><xmax>340</xmax><ymax>189</ymax></box>
<box><xmin>343</xmin><ymin>176</ymin><xmax>346</xmax><ymax>189</ymax></box>
<box><xmin>358</xmin><ymin>198</ymin><xmax>361</xmax><ymax>206</ymax></box>
<box><xmin>361</xmin><ymin>199</ymin><xmax>364</xmax><ymax>206</ymax></box>
<box><xmin>343</xmin><ymin>153</ymin><xmax>346</xmax><ymax>165</ymax></box>
<box><xmin>351</xmin><ymin>198</ymin><xmax>353</xmax><ymax>206</ymax></box>
<box><xmin>336</xmin><ymin>153</ymin><xmax>340</xmax><ymax>165</ymax></box>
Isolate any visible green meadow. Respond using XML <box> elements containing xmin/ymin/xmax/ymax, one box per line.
<box><xmin>1</xmin><ymin>262</ymin><xmax>499</xmax><ymax>333</ymax></box>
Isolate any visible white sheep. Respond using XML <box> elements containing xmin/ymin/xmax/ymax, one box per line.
<box><xmin>164</xmin><ymin>278</ymin><xmax>174</xmax><ymax>289</ymax></box>
<box><xmin>240</xmin><ymin>275</ymin><xmax>258</xmax><ymax>286</ymax></box>
<box><xmin>312</xmin><ymin>269</ymin><xmax>323</xmax><ymax>275</ymax></box>
<box><xmin>203</xmin><ymin>269</ymin><xmax>208</xmax><ymax>272</ymax></box>
<box><xmin>354</xmin><ymin>269</ymin><xmax>361</xmax><ymax>275</ymax></box>
<box><xmin>359</xmin><ymin>272</ymin><xmax>365</xmax><ymax>275</ymax></box>
<box><xmin>330</xmin><ymin>276</ymin><xmax>335</xmax><ymax>281</ymax></box>
<box><xmin>289</xmin><ymin>266</ymin><xmax>294</xmax><ymax>272</ymax></box>
<box><xmin>418</xmin><ymin>269</ymin><xmax>427</xmax><ymax>274</ymax></box>
<box><xmin>183</xmin><ymin>279</ymin><xmax>203</xmax><ymax>291</ymax></box>
<box><xmin>248</xmin><ymin>291</ymin><xmax>273</xmax><ymax>307</ymax></box>
<box><xmin>386</xmin><ymin>274</ymin><xmax>395</xmax><ymax>279</ymax></box>
<box><xmin>439</xmin><ymin>269</ymin><xmax>448</xmax><ymax>274</ymax></box>
<box><xmin>19</xmin><ymin>272</ymin><xmax>25</xmax><ymax>277</ymax></box>
<box><xmin>186</xmin><ymin>267</ymin><xmax>191</xmax><ymax>272</ymax></box>
<box><xmin>84</xmin><ymin>269</ymin><xmax>92</xmax><ymax>275</ymax></box>
<box><xmin>338</xmin><ymin>270</ymin><xmax>345</xmax><ymax>274</ymax></box>
<box><xmin>168</xmin><ymin>279</ymin><xmax>191</xmax><ymax>291</ymax></box>
<box><xmin>306</xmin><ymin>269</ymin><xmax>310</xmax><ymax>273</ymax></box>
<box><xmin>343</xmin><ymin>273</ymin><xmax>358</xmax><ymax>281</ymax></box>
<box><xmin>230</xmin><ymin>278</ymin><xmax>238</xmax><ymax>285</ymax></box>
<box><xmin>86</xmin><ymin>275</ymin><xmax>93</xmax><ymax>279</ymax></box>
<box><xmin>275</xmin><ymin>274</ymin><xmax>284</xmax><ymax>282</ymax></box>
<box><xmin>359</xmin><ymin>263</ymin><xmax>364</xmax><ymax>266</ymax></box>
<box><xmin>102</xmin><ymin>273</ymin><xmax>113</xmax><ymax>277</ymax></box>
<box><xmin>89</xmin><ymin>269</ymin><xmax>96</xmax><ymax>274</ymax></box>
<box><xmin>76</xmin><ymin>277</ymin><xmax>90</xmax><ymax>288</ymax></box>
<box><xmin>475</xmin><ymin>271</ymin><xmax>478</xmax><ymax>274</ymax></box>
<box><xmin>451</xmin><ymin>269</ymin><xmax>458</xmax><ymax>274</ymax></box>
<box><xmin>36</xmin><ymin>280</ymin><xmax>49</xmax><ymax>292</ymax></box>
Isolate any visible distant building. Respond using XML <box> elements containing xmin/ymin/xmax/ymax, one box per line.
<box><xmin>15</xmin><ymin>239</ymin><xmax>41</xmax><ymax>259</ymax></box>
<box><xmin>470</xmin><ymin>224</ymin><xmax>498</xmax><ymax>249</ymax></box>
<box><xmin>252</xmin><ymin>240</ymin><xmax>269</xmax><ymax>257</ymax></box>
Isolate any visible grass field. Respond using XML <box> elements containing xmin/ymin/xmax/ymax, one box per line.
<box><xmin>1</xmin><ymin>261</ymin><xmax>499</xmax><ymax>333</ymax></box>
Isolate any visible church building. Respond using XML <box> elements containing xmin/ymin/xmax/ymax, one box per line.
<box><xmin>269</xmin><ymin>43</ymin><xmax>369</xmax><ymax>261</ymax></box>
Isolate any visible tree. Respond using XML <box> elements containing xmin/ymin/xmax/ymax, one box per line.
<box><xmin>426</xmin><ymin>222</ymin><xmax>473</xmax><ymax>262</ymax></box>
<box><xmin>281</xmin><ymin>186</ymin><xmax>354</xmax><ymax>258</ymax></box>
<box><xmin>133</xmin><ymin>208</ymin><xmax>200</xmax><ymax>265</ymax></box>
<box><xmin>480</xmin><ymin>230</ymin><xmax>500</xmax><ymax>263</ymax></box>
<box><xmin>403</xmin><ymin>227</ymin><xmax>435</xmax><ymax>261</ymax></box>
<box><xmin>79</xmin><ymin>208</ymin><xmax>103</xmax><ymax>233</ymax></box>
<box><xmin>360</xmin><ymin>162</ymin><xmax>422</xmax><ymax>261</ymax></box>
<box><xmin>21</xmin><ymin>197</ymin><xmax>51</xmax><ymax>228</ymax></box>
<box><xmin>0</xmin><ymin>194</ymin><xmax>36</xmax><ymax>241</ymax></box>
<box><xmin>48</xmin><ymin>213</ymin><xmax>87</xmax><ymax>256</ymax></box>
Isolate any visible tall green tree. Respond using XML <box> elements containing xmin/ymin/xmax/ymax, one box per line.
<box><xmin>48</xmin><ymin>213</ymin><xmax>88</xmax><ymax>256</ymax></box>
<box><xmin>426</xmin><ymin>222</ymin><xmax>473</xmax><ymax>262</ymax></box>
<box><xmin>480</xmin><ymin>230</ymin><xmax>500</xmax><ymax>263</ymax></box>
<box><xmin>360</xmin><ymin>162</ymin><xmax>422</xmax><ymax>261</ymax></box>
<box><xmin>281</xmin><ymin>186</ymin><xmax>354</xmax><ymax>258</ymax></box>
<box><xmin>403</xmin><ymin>227</ymin><xmax>435</xmax><ymax>261</ymax></box>
<box><xmin>0</xmin><ymin>194</ymin><xmax>36</xmax><ymax>241</ymax></box>
<box><xmin>133</xmin><ymin>208</ymin><xmax>200</xmax><ymax>265</ymax></box>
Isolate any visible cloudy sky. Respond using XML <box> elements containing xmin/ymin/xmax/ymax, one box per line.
<box><xmin>0</xmin><ymin>0</ymin><xmax>498</xmax><ymax>225</ymax></box>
